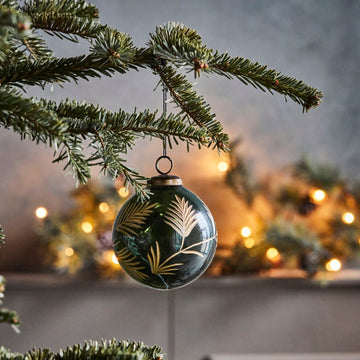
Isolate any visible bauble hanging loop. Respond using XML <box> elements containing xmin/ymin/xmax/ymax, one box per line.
<box><xmin>112</xmin><ymin>174</ymin><xmax>217</xmax><ymax>290</ymax></box>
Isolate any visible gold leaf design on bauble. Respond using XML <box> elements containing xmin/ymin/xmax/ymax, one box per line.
<box><xmin>147</xmin><ymin>241</ymin><xmax>183</xmax><ymax>275</ymax></box>
<box><xmin>115</xmin><ymin>248</ymin><xmax>148</xmax><ymax>281</ymax></box>
<box><xmin>115</xmin><ymin>201</ymin><xmax>156</xmax><ymax>236</ymax></box>
<box><xmin>163</xmin><ymin>195</ymin><xmax>199</xmax><ymax>238</ymax></box>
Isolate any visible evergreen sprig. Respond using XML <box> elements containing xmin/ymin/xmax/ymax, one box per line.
<box><xmin>0</xmin><ymin>340</ymin><xmax>162</xmax><ymax>360</ymax></box>
<box><xmin>152</xmin><ymin>63</ymin><xmax>228</xmax><ymax>151</ymax></box>
<box><xmin>29</xmin><ymin>12</ymin><xmax>105</xmax><ymax>41</ymax></box>
<box><xmin>0</xmin><ymin>225</ymin><xmax>4</xmax><ymax>244</ymax></box>
<box><xmin>21</xmin><ymin>0</ymin><xmax>99</xmax><ymax>19</ymax></box>
<box><xmin>293</xmin><ymin>157</ymin><xmax>341</xmax><ymax>189</ymax></box>
<box><xmin>148</xmin><ymin>23</ymin><xmax>323</xmax><ymax>111</ymax></box>
<box><xmin>0</xmin><ymin>275</ymin><xmax>21</xmax><ymax>333</ymax></box>
<box><xmin>0</xmin><ymin>1</ymin><xmax>323</xmax><ymax>200</ymax></box>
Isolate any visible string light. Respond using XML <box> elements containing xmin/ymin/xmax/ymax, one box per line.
<box><xmin>112</xmin><ymin>253</ymin><xmax>118</xmax><ymax>265</ymax></box>
<box><xmin>244</xmin><ymin>238</ymin><xmax>255</xmax><ymax>249</ymax></box>
<box><xmin>342</xmin><ymin>212</ymin><xmax>355</xmax><ymax>224</ymax></box>
<box><xmin>102</xmin><ymin>250</ymin><xmax>119</xmax><ymax>267</ymax></box>
<box><xmin>241</xmin><ymin>226</ymin><xmax>252</xmax><ymax>238</ymax></box>
<box><xmin>64</xmin><ymin>247</ymin><xmax>74</xmax><ymax>257</ymax></box>
<box><xmin>266</xmin><ymin>247</ymin><xmax>280</xmax><ymax>262</ymax></box>
<box><xmin>218</xmin><ymin>161</ymin><xmax>229</xmax><ymax>172</ymax></box>
<box><xmin>325</xmin><ymin>258</ymin><xmax>342</xmax><ymax>272</ymax></box>
<box><xmin>310</xmin><ymin>189</ymin><xmax>326</xmax><ymax>203</ymax></box>
<box><xmin>81</xmin><ymin>221</ymin><xmax>93</xmax><ymax>233</ymax></box>
<box><xmin>35</xmin><ymin>207</ymin><xmax>48</xmax><ymax>219</ymax></box>
<box><xmin>99</xmin><ymin>202</ymin><xmax>110</xmax><ymax>213</ymax></box>
<box><xmin>118</xmin><ymin>187</ymin><xmax>129</xmax><ymax>197</ymax></box>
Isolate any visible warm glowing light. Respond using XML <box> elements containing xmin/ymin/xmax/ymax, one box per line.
<box><xmin>266</xmin><ymin>247</ymin><xmax>280</xmax><ymax>260</ymax></box>
<box><xmin>241</xmin><ymin>226</ymin><xmax>252</xmax><ymax>238</ymax></box>
<box><xmin>35</xmin><ymin>207</ymin><xmax>48</xmax><ymax>219</ymax></box>
<box><xmin>342</xmin><ymin>212</ymin><xmax>355</xmax><ymax>224</ymax></box>
<box><xmin>81</xmin><ymin>221</ymin><xmax>93</xmax><ymax>233</ymax></box>
<box><xmin>244</xmin><ymin>238</ymin><xmax>255</xmax><ymax>249</ymax></box>
<box><xmin>325</xmin><ymin>258</ymin><xmax>342</xmax><ymax>272</ymax></box>
<box><xmin>218</xmin><ymin>161</ymin><xmax>229</xmax><ymax>172</ymax></box>
<box><xmin>311</xmin><ymin>189</ymin><xmax>326</xmax><ymax>203</ymax></box>
<box><xmin>358</xmin><ymin>238</ymin><xmax>360</xmax><ymax>246</ymax></box>
<box><xmin>99</xmin><ymin>202</ymin><xmax>110</xmax><ymax>213</ymax></box>
<box><xmin>118</xmin><ymin>187</ymin><xmax>129</xmax><ymax>197</ymax></box>
<box><xmin>64</xmin><ymin>247</ymin><xmax>74</xmax><ymax>257</ymax></box>
<box><xmin>112</xmin><ymin>253</ymin><xmax>118</xmax><ymax>265</ymax></box>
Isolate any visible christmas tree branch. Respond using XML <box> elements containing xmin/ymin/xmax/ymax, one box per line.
<box><xmin>21</xmin><ymin>0</ymin><xmax>99</xmax><ymax>19</ymax></box>
<box><xmin>42</xmin><ymin>98</ymin><xmax>211</xmax><ymax>145</ymax></box>
<box><xmin>29</xmin><ymin>12</ymin><xmax>105</xmax><ymax>41</ymax></box>
<box><xmin>0</xmin><ymin>339</ymin><xmax>162</xmax><ymax>360</ymax></box>
<box><xmin>149</xmin><ymin>23</ymin><xmax>323</xmax><ymax>111</ymax></box>
<box><xmin>0</xmin><ymin>1</ymin><xmax>324</xmax><ymax>201</ymax></box>
<box><xmin>0</xmin><ymin>54</ymin><xmax>126</xmax><ymax>87</ymax></box>
<box><xmin>0</xmin><ymin>3</ymin><xmax>30</xmax><ymax>33</ymax></box>
<box><xmin>153</xmin><ymin>63</ymin><xmax>229</xmax><ymax>151</ymax></box>
<box><xmin>0</xmin><ymin>275</ymin><xmax>20</xmax><ymax>332</ymax></box>
<box><xmin>19</xmin><ymin>33</ymin><xmax>53</xmax><ymax>60</ymax></box>
<box><xmin>0</xmin><ymin>87</ymin><xmax>67</xmax><ymax>142</ymax></box>
<box><xmin>209</xmin><ymin>51</ymin><xmax>322</xmax><ymax>111</ymax></box>
<box><xmin>0</xmin><ymin>225</ymin><xmax>4</xmax><ymax>244</ymax></box>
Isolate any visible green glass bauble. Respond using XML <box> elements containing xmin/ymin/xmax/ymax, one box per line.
<box><xmin>112</xmin><ymin>175</ymin><xmax>217</xmax><ymax>290</ymax></box>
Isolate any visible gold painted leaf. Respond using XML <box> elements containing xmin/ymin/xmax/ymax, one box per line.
<box><xmin>115</xmin><ymin>200</ymin><xmax>156</xmax><ymax>236</ymax></box>
<box><xmin>147</xmin><ymin>241</ymin><xmax>183</xmax><ymax>275</ymax></box>
<box><xmin>182</xmin><ymin>250</ymin><xmax>204</xmax><ymax>257</ymax></box>
<box><xmin>115</xmin><ymin>248</ymin><xmax>148</xmax><ymax>281</ymax></box>
<box><xmin>163</xmin><ymin>195</ymin><xmax>199</xmax><ymax>237</ymax></box>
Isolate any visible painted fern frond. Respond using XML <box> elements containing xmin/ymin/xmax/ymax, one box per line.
<box><xmin>147</xmin><ymin>241</ymin><xmax>183</xmax><ymax>275</ymax></box>
<box><xmin>115</xmin><ymin>248</ymin><xmax>148</xmax><ymax>281</ymax></box>
<box><xmin>163</xmin><ymin>195</ymin><xmax>199</xmax><ymax>237</ymax></box>
<box><xmin>181</xmin><ymin>250</ymin><xmax>204</xmax><ymax>257</ymax></box>
<box><xmin>116</xmin><ymin>201</ymin><xmax>156</xmax><ymax>236</ymax></box>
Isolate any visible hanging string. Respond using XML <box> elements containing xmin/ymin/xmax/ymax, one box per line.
<box><xmin>163</xmin><ymin>82</ymin><xmax>168</xmax><ymax>157</ymax></box>
<box><xmin>155</xmin><ymin>81</ymin><xmax>173</xmax><ymax>175</ymax></box>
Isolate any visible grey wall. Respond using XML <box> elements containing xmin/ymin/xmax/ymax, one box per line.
<box><xmin>1</xmin><ymin>0</ymin><xmax>359</xmax><ymax>269</ymax></box>
<box><xmin>1</xmin><ymin>276</ymin><xmax>360</xmax><ymax>360</ymax></box>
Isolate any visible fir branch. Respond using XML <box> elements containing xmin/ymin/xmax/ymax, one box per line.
<box><xmin>266</xmin><ymin>221</ymin><xmax>321</xmax><ymax>254</ymax></box>
<box><xmin>41</xmin><ymin>98</ymin><xmax>211</xmax><ymax>146</ymax></box>
<box><xmin>21</xmin><ymin>0</ymin><xmax>99</xmax><ymax>19</ymax></box>
<box><xmin>0</xmin><ymin>1</ymin><xmax>18</xmax><ymax>7</ymax></box>
<box><xmin>90</xmin><ymin>27</ymin><xmax>138</xmax><ymax>67</ymax></box>
<box><xmin>0</xmin><ymin>275</ymin><xmax>21</xmax><ymax>332</ymax></box>
<box><xmin>0</xmin><ymin>224</ymin><xmax>4</xmax><ymax>244</ymax></box>
<box><xmin>0</xmin><ymin>339</ymin><xmax>162</xmax><ymax>360</ymax></box>
<box><xmin>20</xmin><ymin>33</ymin><xmax>53</xmax><ymax>60</ymax></box>
<box><xmin>153</xmin><ymin>64</ymin><xmax>229</xmax><ymax>151</ymax></box>
<box><xmin>0</xmin><ymin>27</ymin><xmax>138</xmax><ymax>87</ymax></box>
<box><xmin>149</xmin><ymin>22</ymin><xmax>323</xmax><ymax>111</ymax></box>
<box><xmin>0</xmin><ymin>3</ymin><xmax>31</xmax><ymax>34</ymax></box>
<box><xmin>0</xmin><ymin>88</ymin><xmax>92</xmax><ymax>183</ymax></box>
<box><xmin>148</xmin><ymin>22</ymin><xmax>211</xmax><ymax>68</ymax></box>
<box><xmin>209</xmin><ymin>51</ymin><xmax>323</xmax><ymax>111</ymax></box>
<box><xmin>29</xmin><ymin>12</ymin><xmax>105</xmax><ymax>41</ymax></box>
<box><xmin>0</xmin><ymin>308</ymin><xmax>20</xmax><ymax>327</ymax></box>
<box><xmin>0</xmin><ymin>54</ymin><xmax>125</xmax><ymax>87</ymax></box>
<box><xmin>0</xmin><ymin>87</ymin><xmax>67</xmax><ymax>142</ymax></box>
<box><xmin>293</xmin><ymin>157</ymin><xmax>341</xmax><ymax>189</ymax></box>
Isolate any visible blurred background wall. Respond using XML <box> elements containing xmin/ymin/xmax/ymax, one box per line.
<box><xmin>0</xmin><ymin>0</ymin><xmax>359</xmax><ymax>270</ymax></box>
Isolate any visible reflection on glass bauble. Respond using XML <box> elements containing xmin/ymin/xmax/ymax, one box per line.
<box><xmin>112</xmin><ymin>175</ymin><xmax>217</xmax><ymax>290</ymax></box>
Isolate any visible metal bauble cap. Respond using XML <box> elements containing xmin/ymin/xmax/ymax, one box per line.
<box><xmin>147</xmin><ymin>175</ymin><xmax>183</xmax><ymax>187</ymax></box>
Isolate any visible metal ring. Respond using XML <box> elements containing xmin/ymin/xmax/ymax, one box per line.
<box><xmin>155</xmin><ymin>155</ymin><xmax>173</xmax><ymax>175</ymax></box>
